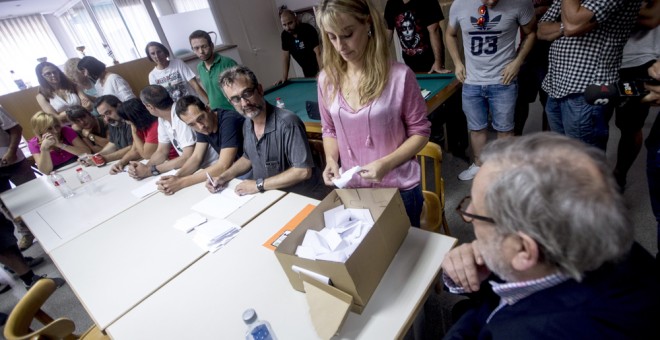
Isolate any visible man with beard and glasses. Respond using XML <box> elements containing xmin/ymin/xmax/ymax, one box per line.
<box><xmin>206</xmin><ymin>65</ymin><xmax>325</xmax><ymax>199</ymax></box>
<box><xmin>93</xmin><ymin>95</ymin><xmax>133</xmax><ymax>163</ymax></box>
<box><xmin>440</xmin><ymin>132</ymin><xmax>657</xmax><ymax>338</ymax></box>
<box><xmin>189</xmin><ymin>30</ymin><xmax>238</xmax><ymax>111</ymax></box>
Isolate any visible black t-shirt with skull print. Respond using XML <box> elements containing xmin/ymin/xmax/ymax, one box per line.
<box><xmin>385</xmin><ymin>0</ymin><xmax>444</xmax><ymax>72</ymax></box>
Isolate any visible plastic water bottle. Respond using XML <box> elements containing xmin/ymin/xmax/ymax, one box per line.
<box><xmin>50</xmin><ymin>172</ymin><xmax>74</xmax><ymax>198</ymax></box>
<box><xmin>10</xmin><ymin>70</ymin><xmax>27</xmax><ymax>90</ymax></box>
<box><xmin>76</xmin><ymin>167</ymin><xmax>97</xmax><ymax>194</ymax></box>
<box><xmin>275</xmin><ymin>97</ymin><xmax>285</xmax><ymax>109</ymax></box>
<box><xmin>243</xmin><ymin>309</ymin><xmax>277</xmax><ymax>340</ymax></box>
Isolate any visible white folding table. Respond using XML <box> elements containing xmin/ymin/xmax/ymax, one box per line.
<box><xmin>107</xmin><ymin>193</ymin><xmax>457</xmax><ymax>339</ymax></box>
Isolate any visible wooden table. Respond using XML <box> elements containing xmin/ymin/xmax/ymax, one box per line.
<box><xmin>107</xmin><ymin>193</ymin><xmax>457</xmax><ymax>339</ymax></box>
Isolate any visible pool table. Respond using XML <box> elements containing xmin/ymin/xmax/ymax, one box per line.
<box><xmin>263</xmin><ymin>73</ymin><xmax>460</xmax><ymax>134</ymax></box>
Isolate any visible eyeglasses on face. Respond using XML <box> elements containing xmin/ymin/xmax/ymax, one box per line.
<box><xmin>228</xmin><ymin>86</ymin><xmax>257</xmax><ymax>104</ymax></box>
<box><xmin>455</xmin><ymin>196</ymin><xmax>496</xmax><ymax>224</ymax></box>
<box><xmin>42</xmin><ymin>71</ymin><xmax>57</xmax><ymax>78</ymax></box>
<box><xmin>477</xmin><ymin>5</ymin><xmax>489</xmax><ymax>27</ymax></box>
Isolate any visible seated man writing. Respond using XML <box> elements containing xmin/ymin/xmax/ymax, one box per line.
<box><xmin>124</xmin><ymin>85</ymin><xmax>200</xmax><ymax>180</ymax></box>
<box><xmin>441</xmin><ymin>132</ymin><xmax>657</xmax><ymax>338</ymax></box>
<box><xmin>109</xmin><ymin>98</ymin><xmax>177</xmax><ymax>174</ymax></box>
<box><xmin>207</xmin><ymin>65</ymin><xmax>324</xmax><ymax>198</ymax></box>
<box><xmin>156</xmin><ymin>95</ymin><xmax>245</xmax><ymax>195</ymax></box>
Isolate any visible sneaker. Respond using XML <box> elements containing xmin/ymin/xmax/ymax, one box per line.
<box><xmin>4</xmin><ymin>256</ymin><xmax>44</xmax><ymax>274</ymax></box>
<box><xmin>24</xmin><ymin>274</ymin><xmax>66</xmax><ymax>290</ymax></box>
<box><xmin>18</xmin><ymin>234</ymin><xmax>35</xmax><ymax>251</ymax></box>
<box><xmin>458</xmin><ymin>163</ymin><xmax>480</xmax><ymax>181</ymax></box>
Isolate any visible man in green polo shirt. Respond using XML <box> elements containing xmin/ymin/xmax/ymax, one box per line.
<box><xmin>189</xmin><ymin>30</ymin><xmax>238</xmax><ymax>110</ymax></box>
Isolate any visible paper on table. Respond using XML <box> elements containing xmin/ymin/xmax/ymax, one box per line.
<box><xmin>191</xmin><ymin>185</ymin><xmax>255</xmax><ymax>219</ymax></box>
<box><xmin>331</xmin><ymin>166</ymin><xmax>361</xmax><ymax>189</ymax></box>
<box><xmin>173</xmin><ymin>212</ymin><xmax>207</xmax><ymax>233</ymax></box>
<box><xmin>130</xmin><ymin>170</ymin><xmax>177</xmax><ymax>198</ymax></box>
<box><xmin>191</xmin><ymin>219</ymin><xmax>240</xmax><ymax>252</ymax></box>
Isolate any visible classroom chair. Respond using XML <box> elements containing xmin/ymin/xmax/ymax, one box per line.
<box><xmin>417</xmin><ymin>141</ymin><xmax>450</xmax><ymax>235</ymax></box>
<box><xmin>4</xmin><ymin>278</ymin><xmax>110</xmax><ymax>340</ymax></box>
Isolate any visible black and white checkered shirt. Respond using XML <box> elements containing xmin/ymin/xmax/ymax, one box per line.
<box><xmin>540</xmin><ymin>0</ymin><xmax>643</xmax><ymax>99</ymax></box>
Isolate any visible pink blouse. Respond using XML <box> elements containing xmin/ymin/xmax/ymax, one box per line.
<box><xmin>28</xmin><ymin>126</ymin><xmax>78</xmax><ymax>168</ymax></box>
<box><xmin>318</xmin><ymin>63</ymin><xmax>430</xmax><ymax>190</ymax></box>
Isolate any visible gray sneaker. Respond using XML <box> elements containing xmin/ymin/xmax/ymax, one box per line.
<box><xmin>24</xmin><ymin>275</ymin><xmax>66</xmax><ymax>290</ymax></box>
<box><xmin>458</xmin><ymin>163</ymin><xmax>480</xmax><ymax>181</ymax></box>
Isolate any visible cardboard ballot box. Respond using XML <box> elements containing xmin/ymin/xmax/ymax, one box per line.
<box><xmin>274</xmin><ymin>188</ymin><xmax>410</xmax><ymax>314</ymax></box>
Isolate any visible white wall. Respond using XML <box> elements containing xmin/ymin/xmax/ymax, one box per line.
<box><xmin>208</xmin><ymin>0</ymin><xmax>284</xmax><ymax>86</ymax></box>
<box><xmin>274</xmin><ymin>0</ymin><xmax>318</xmax><ymax>10</ymax></box>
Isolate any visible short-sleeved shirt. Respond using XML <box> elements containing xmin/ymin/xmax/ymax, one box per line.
<box><xmin>95</xmin><ymin>73</ymin><xmax>136</xmax><ymax>101</ymax></box>
<box><xmin>196</xmin><ymin>108</ymin><xmax>245</xmax><ymax>157</ymax></box>
<box><xmin>448</xmin><ymin>0</ymin><xmax>534</xmax><ymax>85</ymax></box>
<box><xmin>0</xmin><ymin>107</ymin><xmax>26</xmax><ymax>167</ymax></box>
<box><xmin>149</xmin><ymin>58</ymin><xmax>198</xmax><ymax>102</ymax></box>
<box><xmin>540</xmin><ymin>0</ymin><xmax>643</xmax><ymax>98</ymax></box>
<box><xmin>385</xmin><ymin>0</ymin><xmax>444</xmax><ymax>72</ymax></box>
<box><xmin>281</xmin><ymin>23</ymin><xmax>320</xmax><ymax>77</ymax></box>
<box><xmin>197</xmin><ymin>53</ymin><xmax>238</xmax><ymax>110</ymax></box>
<box><xmin>137</xmin><ymin>120</ymin><xmax>178</xmax><ymax>160</ymax></box>
<box><xmin>28</xmin><ymin>126</ymin><xmax>78</xmax><ymax>168</ymax></box>
<box><xmin>108</xmin><ymin>121</ymin><xmax>133</xmax><ymax>149</ymax></box>
<box><xmin>158</xmin><ymin>106</ymin><xmax>197</xmax><ymax>156</ymax></box>
<box><xmin>242</xmin><ymin>104</ymin><xmax>319</xmax><ymax>196</ymax></box>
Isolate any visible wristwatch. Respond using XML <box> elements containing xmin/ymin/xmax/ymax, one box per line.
<box><xmin>88</xmin><ymin>134</ymin><xmax>96</xmax><ymax>143</ymax></box>
<box><xmin>150</xmin><ymin>164</ymin><xmax>160</xmax><ymax>176</ymax></box>
<box><xmin>256</xmin><ymin>178</ymin><xmax>265</xmax><ymax>193</ymax></box>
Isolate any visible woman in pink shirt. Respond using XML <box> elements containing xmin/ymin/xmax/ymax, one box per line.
<box><xmin>28</xmin><ymin>111</ymin><xmax>90</xmax><ymax>174</ymax></box>
<box><xmin>317</xmin><ymin>0</ymin><xmax>430</xmax><ymax>227</ymax></box>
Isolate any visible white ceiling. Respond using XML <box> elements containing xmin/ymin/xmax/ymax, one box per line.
<box><xmin>0</xmin><ymin>0</ymin><xmax>71</xmax><ymax>19</ymax></box>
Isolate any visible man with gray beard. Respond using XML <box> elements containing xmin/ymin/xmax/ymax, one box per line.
<box><xmin>441</xmin><ymin>132</ymin><xmax>657</xmax><ymax>338</ymax></box>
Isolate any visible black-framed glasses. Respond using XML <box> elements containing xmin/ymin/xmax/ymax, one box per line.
<box><xmin>476</xmin><ymin>5</ymin><xmax>489</xmax><ymax>27</ymax></box>
<box><xmin>455</xmin><ymin>196</ymin><xmax>496</xmax><ymax>224</ymax></box>
<box><xmin>228</xmin><ymin>86</ymin><xmax>257</xmax><ymax>104</ymax></box>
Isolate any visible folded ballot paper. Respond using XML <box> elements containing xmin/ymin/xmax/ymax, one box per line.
<box><xmin>192</xmin><ymin>219</ymin><xmax>240</xmax><ymax>252</ymax></box>
<box><xmin>331</xmin><ymin>166</ymin><xmax>361</xmax><ymax>189</ymax></box>
<box><xmin>173</xmin><ymin>212</ymin><xmax>207</xmax><ymax>233</ymax></box>
<box><xmin>295</xmin><ymin>205</ymin><xmax>374</xmax><ymax>262</ymax></box>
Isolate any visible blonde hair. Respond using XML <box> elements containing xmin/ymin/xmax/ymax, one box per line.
<box><xmin>64</xmin><ymin>57</ymin><xmax>92</xmax><ymax>89</ymax></box>
<box><xmin>317</xmin><ymin>0</ymin><xmax>390</xmax><ymax>105</ymax></box>
<box><xmin>31</xmin><ymin>111</ymin><xmax>60</xmax><ymax>138</ymax></box>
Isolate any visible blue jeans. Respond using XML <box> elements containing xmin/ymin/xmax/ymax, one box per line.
<box><xmin>545</xmin><ymin>94</ymin><xmax>610</xmax><ymax>150</ymax></box>
<box><xmin>462</xmin><ymin>82</ymin><xmax>517</xmax><ymax>132</ymax></box>
<box><xmin>400</xmin><ymin>185</ymin><xmax>423</xmax><ymax>228</ymax></box>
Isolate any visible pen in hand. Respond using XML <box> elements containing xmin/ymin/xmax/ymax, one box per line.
<box><xmin>205</xmin><ymin>172</ymin><xmax>216</xmax><ymax>186</ymax></box>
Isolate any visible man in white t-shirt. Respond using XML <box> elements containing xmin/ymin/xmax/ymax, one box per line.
<box><xmin>446</xmin><ymin>0</ymin><xmax>536</xmax><ymax>181</ymax></box>
<box><xmin>146</xmin><ymin>42</ymin><xmax>209</xmax><ymax>104</ymax></box>
<box><xmin>127</xmin><ymin>85</ymin><xmax>214</xmax><ymax>179</ymax></box>
<box><xmin>0</xmin><ymin>106</ymin><xmax>37</xmax><ymax>250</ymax></box>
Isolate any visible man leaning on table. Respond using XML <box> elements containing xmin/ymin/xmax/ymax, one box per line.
<box><xmin>441</xmin><ymin>132</ymin><xmax>657</xmax><ymax>338</ymax></box>
<box><xmin>94</xmin><ymin>95</ymin><xmax>133</xmax><ymax>163</ymax></box>
<box><xmin>155</xmin><ymin>95</ymin><xmax>244</xmax><ymax>195</ymax></box>
<box><xmin>125</xmin><ymin>85</ymin><xmax>198</xmax><ymax>180</ymax></box>
<box><xmin>206</xmin><ymin>65</ymin><xmax>325</xmax><ymax>199</ymax></box>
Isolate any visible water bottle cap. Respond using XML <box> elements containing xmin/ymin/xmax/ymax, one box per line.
<box><xmin>242</xmin><ymin>308</ymin><xmax>257</xmax><ymax>324</ymax></box>
<box><xmin>276</xmin><ymin>97</ymin><xmax>281</xmax><ymax>100</ymax></box>
<box><xmin>76</xmin><ymin>168</ymin><xmax>82</xmax><ymax>171</ymax></box>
